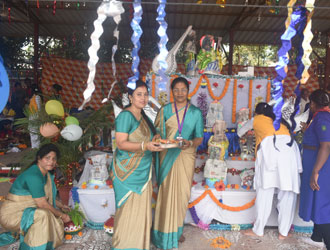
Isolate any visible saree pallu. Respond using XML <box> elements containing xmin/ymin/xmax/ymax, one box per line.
<box><xmin>0</xmin><ymin>174</ymin><xmax>64</xmax><ymax>249</ymax></box>
<box><xmin>152</xmin><ymin>104</ymin><xmax>203</xmax><ymax>249</ymax></box>
<box><xmin>110</xmin><ymin>117</ymin><xmax>153</xmax><ymax>250</ymax></box>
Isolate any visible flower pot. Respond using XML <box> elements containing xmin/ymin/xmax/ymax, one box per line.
<box><xmin>58</xmin><ymin>185</ymin><xmax>72</xmax><ymax>205</ymax></box>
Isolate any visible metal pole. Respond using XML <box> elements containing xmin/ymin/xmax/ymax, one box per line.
<box><xmin>228</xmin><ymin>30</ymin><xmax>234</xmax><ymax>75</ymax></box>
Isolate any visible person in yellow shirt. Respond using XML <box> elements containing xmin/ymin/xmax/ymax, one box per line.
<box><xmin>244</xmin><ymin>102</ymin><xmax>302</xmax><ymax>240</ymax></box>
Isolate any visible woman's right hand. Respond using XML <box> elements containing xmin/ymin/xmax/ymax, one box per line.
<box><xmin>146</xmin><ymin>141</ymin><xmax>163</xmax><ymax>152</ymax></box>
<box><xmin>61</xmin><ymin>214</ymin><xmax>71</xmax><ymax>223</ymax></box>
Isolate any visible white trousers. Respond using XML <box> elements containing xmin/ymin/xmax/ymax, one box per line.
<box><xmin>252</xmin><ymin>187</ymin><xmax>297</xmax><ymax>236</ymax></box>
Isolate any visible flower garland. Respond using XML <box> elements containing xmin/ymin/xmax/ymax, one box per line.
<box><xmin>231</xmin><ymin>79</ymin><xmax>237</xmax><ymax>124</ymax></box>
<box><xmin>151</xmin><ymin>73</ymin><xmax>156</xmax><ymax>98</ymax></box>
<box><xmin>189</xmin><ymin>205</ymin><xmax>253</xmax><ymax>231</ymax></box>
<box><xmin>188</xmin><ymin>189</ymin><xmax>256</xmax><ymax>212</ymax></box>
<box><xmin>210</xmin><ymin>236</ymin><xmax>232</xmax><ymax>249</ymax></box>
<box><xmin>207</xmin><ymin>77</ymin><xmax>230</xmax><ymax>101</ymax></box>
<box><xmin>266</xmin><ymin>80</ymin><xmax>271</xmax><ymax>102</ymax></box>
<box><xmin>188</xmin><ymin>75</ymin><xmax>204</xmax><ymax>98</ymax></box>
<box><xmin>169</xmin><ymin>74</ymin><xmax>178</xmax><ymax>102</ymax></box>
<box><xmin>248</xmin><ymin>79</ymin><xmax>253</xmax><ymax>119</ymax></box>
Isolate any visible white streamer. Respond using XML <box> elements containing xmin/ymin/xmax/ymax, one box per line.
<box><xmin>79</xmin><ymin>0</ymin><xmax>124</xmax><ymax>110</ymax></box>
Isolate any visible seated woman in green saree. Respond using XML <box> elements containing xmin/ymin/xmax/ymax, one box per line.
<box><xmin>152</xmin><ymin>77</ymin><xmax>204</xmax><ymax>250</ymax></box>
<box><xmin>110</xmin><ymin>80</ymin><xmax>163</xmax><ymax>250</ymax></box>
<box><xmin>0</xmin><ymin>143</ymin><xmax>71</xmax><ymax>249</ymax></box>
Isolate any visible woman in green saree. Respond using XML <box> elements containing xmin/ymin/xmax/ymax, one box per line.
<box><xmin>152</xmin><ymin>77</ymin><xmax>204</xmax><ymax>249</ymax></box>
<box><xmin>0</xmin><ymin>143</ymin><xmax>71</xmax><ymax>249</ymax></box>
<box><xmin>110</xmin><ymin>80</ymin><xmax>163</xmax><ymax>250</ymax></box>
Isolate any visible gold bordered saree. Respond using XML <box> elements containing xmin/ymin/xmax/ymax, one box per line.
<box><xmin>152</xmin><ymin>103</ymin><xmax>204</xmax><ymax>249</ymax></box>
<box><xmin>110</xmin><ymin>111</ymin><xmax>154</xmax><ymax>250</ymax></box>
<box><xmin>0</xmin><ymin>168</ymin><xmax>64</xmax><ymax>250</ymax></box>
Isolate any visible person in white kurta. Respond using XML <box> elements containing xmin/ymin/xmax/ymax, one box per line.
<box><xmin>243</xmin><ymin>102</ymin><xmax>302</xmax><ymax>239</ymax></box>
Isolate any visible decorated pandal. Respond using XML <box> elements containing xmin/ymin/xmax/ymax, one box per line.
<box><xmin>69</xmin><ymin>71</ymin><xmax>312</xmax><ymax>233</ymax></box>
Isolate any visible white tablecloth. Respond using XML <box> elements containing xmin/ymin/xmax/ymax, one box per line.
<box><xmin>77</xmin><ymin>187</ymin><xmax>115</xmax><ymax>223</ymax></box>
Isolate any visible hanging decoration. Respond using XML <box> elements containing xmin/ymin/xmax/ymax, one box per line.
<box><xmin>272</xmin><ymin>6</ymin><xmax>305</xmax><ymax>130</ymax></box>
<box><xmin>127</xmin><ymin>0</ymin><xmax>143</xmax><ymax>90</ymax></box>
<box><xmin>197</xmin><ymin>92</ymin><xmax>208</xmax><ymax>125</ymax></box>
<box><xmin>301</xmin><ymin>0</ymin><xmax>315</xmax><ymax>84</ymax></box>
<box><xmin>231</xmin><ymin>79</ymin><xmax>237</xmax><ymax>123</ymax></box>
<box><xmin>248</xmin><ymin>80</ymin><xmax>253</xmax><ymax>118</ymax></box>
<box><xmin>0</xmin><ymin>55</ymin><xmax>10</xmax><ymax>113</ymax></box>
<box><xmin>53</xmin><ymin>0</ymin><xmax>56</xmax><ymax>15</ymax></box>
<box><xmin>79</xmin><ymin>0</ymin><xmax>124</xmax><ymax>110</ymax></box>
<box><xmin>188</xmin><ymin>189</ymin><xmax>256</xmax><ymax>212</ymax></box>
<box><xmin>8</xmin><ymin>7</ymin><xmax>11</xmax><ymax>23</ymax></box>
<box><xmin>102</xmin><ymin>0</ymin><xmax>123</xmax><ymax>103</ymax></box>
<box><xmin>154</xmin><ymin>0</ymin><xmax>169</xmax><ymax>91</ymax></box>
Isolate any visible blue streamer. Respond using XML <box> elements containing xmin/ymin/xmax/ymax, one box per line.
<box><xmin>272</xmin><ymin>8</ymin><xmax>305</xmax><ymax>130</ymax></box>
<box><xmin>0</xmin><ymin>55</ymin><xmax>10</xmax><ymax>114</ymax></box>
<box><xmin>295</xmin><ymin>7</ymin><xmax>307</xmax><ymax>80</ymax></box>
<box><xmin>156</xmin><ymin>0</ymin><xmax>169</xmax><ymax>91</ymax></box>
<box><xmin>127</xmin><ymin>0</ymin><xmax>143</xmax><ymax>90</ymax></box>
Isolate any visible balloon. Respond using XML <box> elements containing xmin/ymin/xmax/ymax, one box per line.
<box><xmin>65</xmin><ymin>116</ymin><xmax>79</xmax><ymax>126</ymax></box>
<box><xmin>61</xmin><ymin>124</ymin><xmax>83</xmax><ymax>141</ymax></box>
<box><xmin>45</xmin><ymin>100</ymin><xmax>64</xmax><ymax>117</ymax></box>
<box><xmin>40</xmin><ymin>123</ymin><xmax>60</xmax><ymax>138</ymax></box>
<box><xmin>0</xmin><ymin>56</ymin><xmax>10</xmax><ymax>113</ymax></box>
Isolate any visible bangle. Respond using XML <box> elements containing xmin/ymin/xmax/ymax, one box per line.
<box><xmin>141</xmin><ymin>141</ymin><xmax>144</xmax><ymax>151</ymax></box>
<box><xmin>189</xmin><ymin>140</ymin><xmax>193</xmax><ymax>147</ymax></box>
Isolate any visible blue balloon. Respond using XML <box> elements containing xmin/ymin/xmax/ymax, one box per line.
<box><xmin>0</xmin><ymin>57</ymin><xmax>9</xmax><ymax>113</ymax></box>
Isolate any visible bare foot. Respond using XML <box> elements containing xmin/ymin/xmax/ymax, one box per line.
<box><xmin>179</xmin><ymin>234</ymin><xmax>185</xmax><ymax>243</ymax></box>
<box><xmin>243</xmin><ymin>229</ymin><xmax>263</xmax><ymax>237</ymax></box>
<box><xmin>279</xmin><ymin>232</ymin><xmax>292</xmax><ymax>240</ymax></box>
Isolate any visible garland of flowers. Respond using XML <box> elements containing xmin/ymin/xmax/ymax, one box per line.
<box><xmin>188</xmin><ymin>189</ymin><xmax>256</xmax><ymax>212</ymax></box>
<box><xmin>170</xmin><ymin>74</ymin><xmax>179</xmax><ymax>102</ymax></box>
<box><xmin>248</xmin><ymin>80</ymin><xmax>253</xmax><ymax>118</ymax></box>
<box><xmin>189</xmin><ymin>205</ymin><xmax>253</xmax><ymax>231</ymax></box>
<box><xmin>231</xmin><ymin>79</ymin><xmax>237</xmax><ymax>124</ymax></box>
<box><xmin>188</xmin><ymin>75</ymin><xmax>204</xmax><ymax>98</ymax></box>
<box><xmin>266</xmin><ymin>80</ymin><xmax>271</xmax><ymax>102</ymax></box>
<box><xmin>207</xmin><ymin>77</ymin><xmax>230</xmax><ymax>101</ymax></box>
<box><xmin>151</xmin><ymin>74</ymin><xmax>156</xmax><ymax>98</ymax></box>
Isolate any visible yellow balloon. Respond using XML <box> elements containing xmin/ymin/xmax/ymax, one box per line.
<box><xmin>45</xmin><ymin>100</ymin><xmax>64</xmax><ymax>117</ymax></box>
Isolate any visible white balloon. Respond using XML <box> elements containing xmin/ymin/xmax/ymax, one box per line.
<box><xmin>61</xmin><ymin>124</ymin><xmax>83</xmax><ymax>141</ymax></box>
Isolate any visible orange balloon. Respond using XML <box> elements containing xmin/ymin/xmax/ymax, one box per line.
<box><xmin>40</xmin><ymin>123</ymin><xmax>60</xmax><ymax>138</ymax></box>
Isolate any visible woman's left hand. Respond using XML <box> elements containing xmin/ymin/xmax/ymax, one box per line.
<box><xmin>310</xmin><ymin>171</ymin><xmax>320</xmax><ymax>191</ymax></box>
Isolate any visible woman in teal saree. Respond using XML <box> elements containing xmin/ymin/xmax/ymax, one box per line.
<box><xmin>152</xmin><ymin>77</ymin><xmax>204</xmax><ymax>249</ymax></box>
<box><xmin>0</xmin><ymin>143</ymin><xmax>71</xmax><ymax>250</ymax></box>
<box><xmin>110</xmin><ymin>80</ymin><xmax>163</xmax><ymax>250</ymax></box>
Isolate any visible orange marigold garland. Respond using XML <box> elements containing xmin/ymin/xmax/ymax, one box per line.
<box><xmin>188</xmin><ymin>75</ymin><xmax>204</xmax><ymax>98</ymax></box>
<box><xmin>188</xmin><ymin>189</ymin><xmax>256</xmax><ymax>212</ymax></box>
<box><xmin>210</xmin><ymin>236</ymin><xmax>232</xmax><ymax>249</ymax></box>
<box><xmin>170</xmin><ymin>74</ymin><xmax>179</xmax><ymax>102</ymax></box>
<box><xmin>266</xmin><ymin>79</ymin><xmax>271</xmax><ymax>102</ymax></box>
<box><xmin>232</xmin><ymin>79</ymin><xmax>238</xmax><ymax>123</ymax></box>
<box><xmin>248</xmin><ymin>79</ymin><xmax>253</xmax><ymax>118</ymax></box>
<box><xmin>207</xmin><ymin>77</ymin><xmax>230</xmax><ymax>101</ymax></box>
<box><xmin>151</xmin><ymin>74</ymin><xmax>156</xmax><ymax>98</ymax></box>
